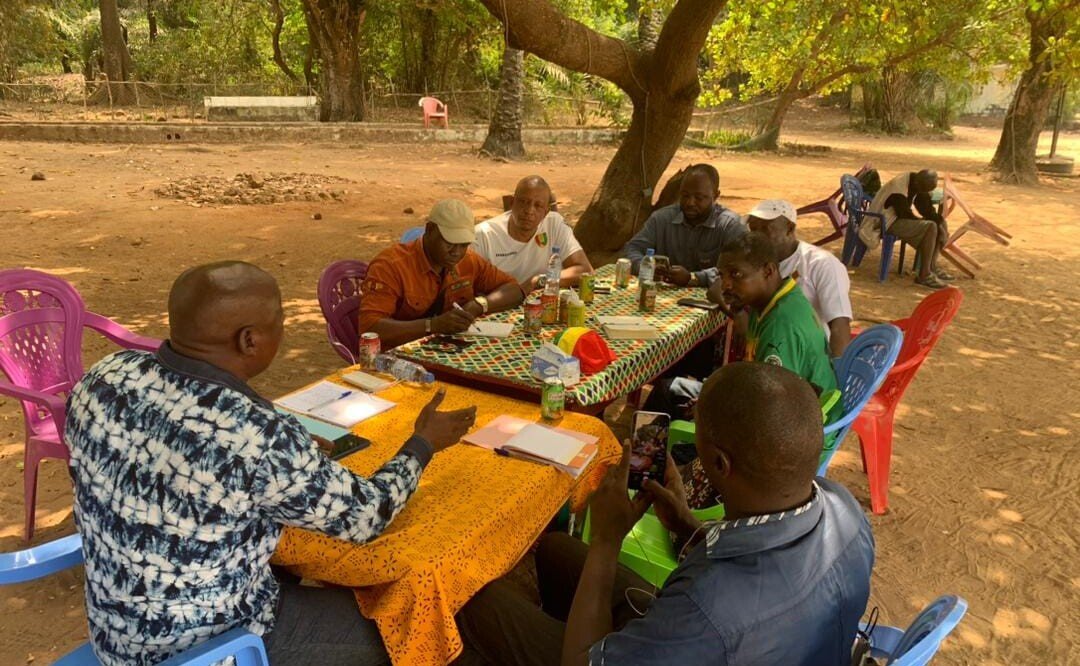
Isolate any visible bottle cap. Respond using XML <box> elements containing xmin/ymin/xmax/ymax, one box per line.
<box><xmin>646</xmin><ymin>248</ymin><xmax>655</xmax><ymax>256</ymax></box>
<box><xmin>552</xmin><ymin>246</ymin><xmax>561</xmax><ymax>253</ymax></box>
<box><xmin>422</xmin><ymin>372</ymin><xmax>435</xmax><ymax>384</ymax></box>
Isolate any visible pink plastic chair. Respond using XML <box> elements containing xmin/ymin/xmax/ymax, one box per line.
<box><xmin>852</xmin><ymin>287</ymin><xmax>963</xmax><ymax>514</ymax></box>
<box><xmin>317</xmin><ymin>260</ymin><xmax>368</xmax><ymax>364</ymax></box>
<box><xmin>0</xmin><ymin>269</ymin><xmax>160</xmax><ymax>540</ymax></box>
<box><xmin>937</xmin><ymin>174</ymin><xmax>1011</xmax><ymax>278</ymax></box>
<box><xmin>797</xmin><ymin>163</ymin><xmax>872</xmax><ymax>247</ymax></box>
<box><xmin>418</xmin><ymin>96</ymin><xmax>449</xmax><ymax>128</ymax></box>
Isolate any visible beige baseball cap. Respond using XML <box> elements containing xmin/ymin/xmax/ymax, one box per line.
<box><xmin>745</xmin><ymin>199</ymin><xmax>798</xmax><ymax>224</ymax></box>
<box><xmin>428</xmin><ymin>199</ymin><xmax>476</xmax><ymax>244</ymax></box>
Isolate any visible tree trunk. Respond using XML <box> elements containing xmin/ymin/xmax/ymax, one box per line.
<box><xmin>990</xmin><ymin>10</ymin><xmax>1061</xmax><ymax>185</ymax></box>
<box><xmin>302</xmin><ymin>0</ymin><xmax>366</xmax><ymax>121</ymax></box>
<box><xmin>269</xmin><ymin>0</ymin><xmax>299</xmax><ymax>82</ymax></box>
<box><xmin>637</xmin><ymin>8</ymin><xmax>662</xmax><ymax>51</ymax></box>
<box><xmin>574</xmin><ymin>85</ymin><xmax>701</xmax><ymax>262</ymax></box>
<box><xmin>477</xmin><ymin>0</ymin><xmax>728</xmax><ymax>260</ymax></box>
<box><xmin>481</xmin><ymin>46</ymin><xmax>526</xmax><ymax>159</ymax></box>
<box><xmin>95</xmin><ymin>0</ymin><xmax>136</xmax><ymax>105</ymax></box>
<box><xmin>744</xmin><ymin>82</ymin><xmax>800</xmax><ymax>151</ymax></box>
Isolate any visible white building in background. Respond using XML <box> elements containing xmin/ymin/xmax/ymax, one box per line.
<box><xmin>964</xmin><ymin>64</ymin><xmax>1018</xmax><ymax>115</ymax></box>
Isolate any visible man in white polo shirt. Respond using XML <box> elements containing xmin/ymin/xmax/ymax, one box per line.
<box><xmin>473</xmin><ymin>175</ymin><xmax>593</xmax><ymax>293</ymax></box>
<box><xmin>746</xmin><ymin>199</ymin><xmax>852</xmax><ymax>357</ymax></box>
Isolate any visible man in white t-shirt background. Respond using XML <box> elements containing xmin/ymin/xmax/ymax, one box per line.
<box><xmin>473</xmin><ymin>175</ymin><xmax>594</xmax><ymax>293</ymax></box>
<box><xmin>746</xmin><ymin>199</ymin><xmax>853</xmax><ymax>357</ymax></box>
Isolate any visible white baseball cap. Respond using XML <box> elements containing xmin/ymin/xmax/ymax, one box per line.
<box><xmin>745</xmin><ymin>199</ymin><xmax>798</xmax><ymax>224</ymax></box>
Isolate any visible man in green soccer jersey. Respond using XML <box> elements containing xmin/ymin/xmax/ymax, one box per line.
<box><xmin>648</xmin><ymin>232</ymin><xmax>839</xmax><ymax>428</ymax></box>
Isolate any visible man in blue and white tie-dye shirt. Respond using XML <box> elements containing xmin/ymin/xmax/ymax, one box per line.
<box><xmin>65</xmin><ymin>261</ymin><xmax>476</xmax><ymax>666</ymax></box>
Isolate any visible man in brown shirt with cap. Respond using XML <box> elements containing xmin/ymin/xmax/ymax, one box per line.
<box><xmin>360</xmin><ymin>199</ymin><xmax>524</xmax><ymax>348</ymax></box>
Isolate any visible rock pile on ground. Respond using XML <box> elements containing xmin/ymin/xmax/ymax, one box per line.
<box><xmin>154</xmin><ymin>172</ymin><xmax>351</xmax><ymax>206</ymax></box>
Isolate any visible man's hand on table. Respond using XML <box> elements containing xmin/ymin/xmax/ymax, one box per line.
<box><xmin>665</xmin><ymin>266</ymin><xmax>693</xmax><ymax>287</ymax></box>
<box><xmin>431</xmin><ymin>307</ymin><xmax>475</xmax><ymax>335</ymax></box>
<box><xmin>412</xmin><ymin>388</ymin><xmax>477</xmax><ymax>452</ymax></box>
<box><xmin>642</xmin><ymin>453</ymin><xmax>702</xmax><ymax>544</ymax></box>
<box><xmin>588</xmin><ymin>442</ymin><xmax>652</xmax><ymax>547</ymax></box>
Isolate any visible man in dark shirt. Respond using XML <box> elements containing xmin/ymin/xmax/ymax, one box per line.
<box><xmin>868</xmin><ymin>169</ymin><xmax>952</xmax><ymax>289</ymax></box>
<box><xmin>622</xmin><ymin>164</ymin><xmax>746</xmax><ymax>288</ymax></box>
<box><xmin>457</xmin><ymin>362</ymin><xmax>875</xmax><ymax>666</ymax></box>
<box><xmin>66</xmin><ymin>261</ymin><xmax>477</xmax><ymax>665</ymax></box>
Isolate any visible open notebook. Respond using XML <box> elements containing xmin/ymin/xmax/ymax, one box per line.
<box><xmin>275</xmin><ymin>380</ymin><xmax>395</xmax><ymax>428</ymax></box>
<box><xmin>464</xmin><ymin>415</ymin><xmax>599</xmax><ymax>477</ymax></box>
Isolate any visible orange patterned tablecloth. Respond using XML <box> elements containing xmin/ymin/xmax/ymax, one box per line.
<box><xmin>271</xmin><ymin>377</ymin><xmax>620</xmax><ymax>666</ymax></box>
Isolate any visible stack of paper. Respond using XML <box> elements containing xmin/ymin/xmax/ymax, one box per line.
<box><xmin>464</xmin><ymin>415</ymin><xmax>599</xmax><ymax>477</ymax></box>
<box><xmin>275</xmin><ymin>380</ymin><xmax>395</xmax><ymax>428</ymax></box>
<box><xmin>596</xmin><ymin>315</ymin><xmax>660</xmax><ymax>340</ymax></box>
<box><xmin>464</xmin><ymin>321</ymin><xmax>515</xmax><ymax>337</ymax></box>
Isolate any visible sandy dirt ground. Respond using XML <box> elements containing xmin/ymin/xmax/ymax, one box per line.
<box><xmin>0</xmin><ymin>117</ymin><xmax>1077</xmax><ymax>665</ymax></box>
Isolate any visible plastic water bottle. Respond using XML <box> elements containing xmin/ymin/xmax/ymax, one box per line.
<box><xmin>639</xmin><ymin>248</ymin><xmax>657</xmax><ymax>284</ymax></box>
<box><xmin>545</xmin><ymin>246</ymin><xmax>563</xmax><ymax>291</ymax></box>
<box><xmin>374</xmin><ymin>354</ymin><xmax>435</xmax><ymax>384</ymax></box>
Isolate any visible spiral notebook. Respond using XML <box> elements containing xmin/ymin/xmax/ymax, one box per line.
<box><xmin>275</xmin><ymin>381</ymin><xmax>395</xmax><ymax>428</ymax></box>
<box><xmin>464</xmin><ymin>415</ymin><xmax>599</xmax><ymax>477</ymax></box>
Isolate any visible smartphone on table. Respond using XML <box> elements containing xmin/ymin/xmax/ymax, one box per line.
<box><xmin>628</xmin><ymin>410</ymin><xmax>670</xmax><ymax>490</ymax></box>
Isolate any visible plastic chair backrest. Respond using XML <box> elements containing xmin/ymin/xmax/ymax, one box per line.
<box><xmin>819</xmin><ymin>324</ymin><xmax>904</xmax><ymax>475</ymax></box>
<box><xmin>419</xmin><ymin>96</ymin><xmax>446</xmax><ymax>115</ymax></box>
<box><xmin>317</xmin><ymin>260</ymin><xmax>369</xmax><ymax>364</ymax></box>
<box><xmin>879</xmin><ymin>287</ymin><xmax>963</xmax><ymax>414</ymax></box>
<box><xmin>0</xmin><ymin>532</ymin><xmax>83</xmax><ymax>584</ymax></box>
<box><xmin>400</xmin><ymin>226</ymin><xmax>424</xmax><ymax>244</ymax></box>
<box><xmin>0</xmin><ymin>269</ymin><xmax>88</xmax><ymax>434</ymax></box>
<box><xmin>157</xmin><ymin>626</ymin><xmax>270</xmax><ymax>666</ymax></box>
<box><xmin>840</xmin><ymin>174</ymin><xmax>869</xmax><ymax>224</ymax></box>
<box><xmin>888</xmin><ymin>595</ymin><xmax>968</xmax><ymax>665</ymax></box>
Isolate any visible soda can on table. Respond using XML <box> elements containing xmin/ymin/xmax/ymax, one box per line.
<box><xmin>638</xmin><ymin>280</ymin><xmax>657</xmax><ymax>313</ymax></box>
<box><xmin>541</xmin><ymin>376</ymin><xmax>565</xmax><ymax>420</ymax></box>
<box><xmin>567</xmin><ymin>297</ymin><xmax>586</xmax><ymax>328</ymax></box>
<box><xmin>541</xmin><ymin>292</ymin><xmax>559</xmax><ymax>324</ymax></box>
<box><xmin>559</xmin><ymin>289</ymin><xmax>572</xmax><ymax>325</ymax></box>
<box><xmin>579</xmin><ymin>273</ymin><xmax>596</xmax><ymax>303</ymax></box>
<box><xmin>523</xmin><ymin>297</ymin><xmax>543</xmax><ymax>335</ymax></box>
<box><xmin>615</xmin><ymin>258</ymin><xmax>632</xmax><ymax>288</ymax></box>
<box><xmin>358</xmin><ymin>332</ymin><xmax>381</xmax><ymax>368</ymax></box>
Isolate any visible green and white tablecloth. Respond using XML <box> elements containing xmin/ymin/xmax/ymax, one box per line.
<box><xmin>394</xmin><ymin>263</ymin><xmax>725</xmax><ymax>407</ymax></box>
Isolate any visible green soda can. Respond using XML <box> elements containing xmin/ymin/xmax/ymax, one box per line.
<box><xmin>541</xmin><ymin>376</ymin><xmax>565</xmax><ymax>420</ymax></box>
<box><xmin>579</xmin><ymin>273</ymin><xmax>596</xmax><ymax>303</ymax></box>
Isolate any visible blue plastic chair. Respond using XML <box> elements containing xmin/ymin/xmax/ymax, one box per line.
<box><xmin>1</xmin><ymin>533</ymin><xmax>270</xmax><ymax>666</ymax></box>
<box><xmin>400</xmin><ymin>226</ymin><xmax>424</xmax><ymax>243</ymax></box>
<box><xmin>840</xmin><ymin>174</ymin><xmax>905</xmax><ymax>282</ymax></box>
<box><xmin>861</xmin><ymin>595</ymin><xmax>968</xmax><ymax>665</ymax></box>
<box><xmin>818</xmin><ymin>324</ymin><xmax>904</xmax><ymax>476</ymax></box>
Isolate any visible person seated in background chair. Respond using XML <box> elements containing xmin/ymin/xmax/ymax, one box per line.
<box><xmin>457</xmin><ymin>362</ymin><xmax>875</xmax><ymax>666</ymax></box>
<box><xmin>359</xmin><ymin>199</ymin><xmax>525</xmax><ymax>348</ymax></box>
<box><xmin>647</xmin><ymin>232</ymin><xmax>838</xmax><ymax>424</ymax></box>
<box><xmin>868</xmin><ymin>169</ymin><xmax>951</xmax><ymax>290</ymax></box>
<box><xmin>623</xmin><ymin>163</ymin><xmax>746</xmax><ymax>288</ymax></box>
<box><xmin>745</xmin><ymin>199</ymin><xmax>853</xmax><ymax>357</ymax></box>
<box><xmin>473</xmin><ymin>175</ymin><xmax>594</xmax><ymax>293</ymax></box>
<box><xmin>65</xmin><ymin>261</ymin><xmax>476</xmax><ymax>666</ymax></box>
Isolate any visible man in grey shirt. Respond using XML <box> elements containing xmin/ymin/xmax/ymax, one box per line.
<box><xmin>623</xmin><ymin>164</ymin><xmax>747</xmax><ymax>287</ymax></box>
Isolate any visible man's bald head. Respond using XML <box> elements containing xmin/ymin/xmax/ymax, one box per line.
<box><xmin>509</xmin><ymin>175</ymin><xmax>555</xmax><ymax>233</ymax></box>
<box><xmin>168</xmin><ymin>261</ymin><xmax>282</xmax><ymax>357</ymax></box>
<box><xmin>696</xmin><ymin>362</ymin><xmax>822</xmax><ymax>503</ymax></box>
<box><xmin>515</xmin><ymin>175</ymin><xmax>551</xmax><ymax>199</ymax></box>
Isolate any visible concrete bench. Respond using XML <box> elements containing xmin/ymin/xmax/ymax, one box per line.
<box><xmin>203</xmin><ymin>96</ymin><xmax>319</xmax><ymax>122</ymax></box>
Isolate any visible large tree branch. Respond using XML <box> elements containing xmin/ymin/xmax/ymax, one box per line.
<box><xmin>652</xmin><ymin>0</ymin><xmax>728</xmax><ymax>88</ymax></box>
<box><xmin>475</xmin><ymin>0</ymin><xmax>645</xmax><ymax>95</ymax></box>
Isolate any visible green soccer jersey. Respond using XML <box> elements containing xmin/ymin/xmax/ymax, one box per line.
<box><xmin>747</xmin><ymin>278</ymin><xmax>840</xmax><ymax>422</ymax></box>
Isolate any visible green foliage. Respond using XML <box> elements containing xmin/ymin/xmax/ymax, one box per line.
<box><xmin>703</xmin><ymin>128</ymin><xmax>752</xmax><ymax>146</ymax></box>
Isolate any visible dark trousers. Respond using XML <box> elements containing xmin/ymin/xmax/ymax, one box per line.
<box><xmin>264</xmin><ymin>577</ymin><xmax>390</xmax><ymax>665</ymax></box>
<box><xmin>456</xmin><ymin>533</ymin><xmax>653</xmax><ymax>666</ymax></box>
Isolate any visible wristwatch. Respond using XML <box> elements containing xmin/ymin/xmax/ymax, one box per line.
<box><xmin>688</xmin><ymin>273</ymin><xmax>700</xmax><ymax>287</ymax></box>
<box><xmin>473</xmin><ymin>295</ymin><xmax>489</xmax><ymax>314</ymax></box>
<box><xmin>535</xmin><ymin>274</ymin><xmax>548</xmax><ymax>290</ymax></box>
<box><xmin>425</xmin><ymin>318</ymin><xmax>432</xmax><ymax>334</ymax></box>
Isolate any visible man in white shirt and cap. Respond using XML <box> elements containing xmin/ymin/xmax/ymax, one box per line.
<box><xmin>744</xmin><ymin>199</ymin><xmax>853</xmax><ymax>357</ymax></box>
<box><xmin>473</xmin><ymin>175</ymin><xmax>594</xmax><ymax>293</ymax></box>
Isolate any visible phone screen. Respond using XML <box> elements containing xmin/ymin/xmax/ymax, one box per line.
<box><xmin>628</xmin><ymin>411</ymin><xmax>670</xmax><ymax>490</ymax></box>
<box><xmin>330</xmin><ymin>434</ymin><xmax>372</xmax><ymax>460</ymax></box>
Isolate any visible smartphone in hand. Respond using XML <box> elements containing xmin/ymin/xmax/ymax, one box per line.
<box><xmin>628</xmin><ymin>410</ymin><xmax>670</xmax><ymax>490</ymax></box>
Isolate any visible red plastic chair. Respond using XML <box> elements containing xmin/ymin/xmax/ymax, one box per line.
<box><xmin>797</xmin><ymin>163</ymin><xmax>872</xmax><ymax>247</ymax></box>
<box><xmin>852</xmin><ymin>287</ymin><xmax>963</xmax><ymax>514</ymax></box>
<box><xmin>0</xmin><ymin>269</ymin><xmax>160</xmax><ymax>540</ymax></box>
<box><xmin>317</xmin><ymin>260</ymin><xmax>368</xmax><ymax>364</ymax></box>
<box><xmin>418</xmin><ymin>96</ymin><xmax>449</xmax><ymax>128</ymax></box>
